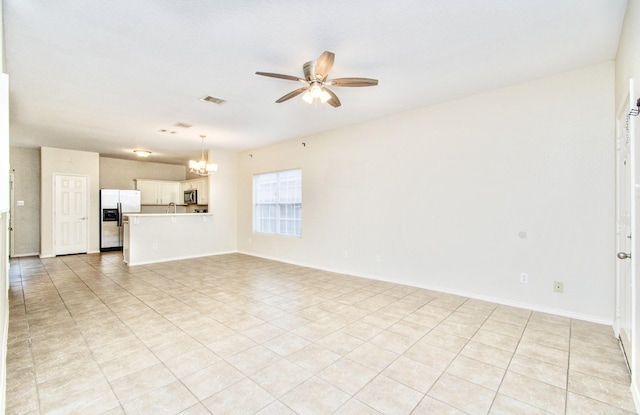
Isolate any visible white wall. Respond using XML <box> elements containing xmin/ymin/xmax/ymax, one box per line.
<box><xmin>40</xmin><ymin>147</ymin><xmax>100</xmax><ymax>257</ymax></box>
<box><xmin>238</xmin><ymin>62</ymin><xmax>615</xmax><ymax>323</ymax></box>
<box><xmin>616</xmin><ymin>0</ymin><xmax>640</xmax><ymax>108</ymax></box>
<box><xmin>0</xmin><ymin>74</ymin><xmax>7</xmax><ymax>214</ymax></box>
<box><xmin>99</xmin><ymin>157</ymin><xmax>186</xmax><ymax>189</ymax></box>
<box><xmin>208</xmin><ymin>150</ymin><xmax>238</xmax><ymax>254</ymax></box>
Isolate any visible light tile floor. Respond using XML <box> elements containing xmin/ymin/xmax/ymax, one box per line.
<box><xmin>5</xmin><ymin>252</ymin><xmax>637</xmax><ymax>415</ymax></box>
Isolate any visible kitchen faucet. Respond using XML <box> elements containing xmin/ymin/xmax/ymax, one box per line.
<box><xmin>166</xmin><ymin>202</ymin><xmax>176</xmax><ymax>214</ymax></box>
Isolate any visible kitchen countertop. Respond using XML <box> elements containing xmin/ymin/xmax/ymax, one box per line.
<box><xmin>124</xmin><ymin>212</ymin><xmax>212</xmax><ymax>217</ymax></box>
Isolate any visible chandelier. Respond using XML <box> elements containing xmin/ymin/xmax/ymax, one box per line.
<box><xmin>189</xmin><ymin>135</ymin><xmax>218</xmax><ymax>176</ymax></box>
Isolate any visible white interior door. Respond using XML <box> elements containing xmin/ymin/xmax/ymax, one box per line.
<box><xmin>9</xmin><ymin>170</ymin><xmax>14</xmax><ymax>257</ymax></box>
<box><xmin>54</xmin><ymin>174</ymin><xmax>88</xmax><ymax>255</ymax></box>
<box><xmin>616</xmin><ymin>84</ymin><xmax>636</xmax><ymax>372</ymax></box>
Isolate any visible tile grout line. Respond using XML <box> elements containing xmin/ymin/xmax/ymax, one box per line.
<box><xmin>485</xmin><ymin>306</ymin><xmax>533</xmax><ymax>414</ymax></box>
<box><xmin>423</xmin><ymin>299</ymin><xmax>501</xmax><ymax>415</ymax></box>
<box><xmin>6</xmin><ymin>253</ymin><xmax>636</xmax><ymax>415</ymax></box>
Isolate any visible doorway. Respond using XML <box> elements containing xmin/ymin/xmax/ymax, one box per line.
<box><xmin>54</xmin><ymin>174</ymin><xmax>88</xmax><ymax>255</ymax></box>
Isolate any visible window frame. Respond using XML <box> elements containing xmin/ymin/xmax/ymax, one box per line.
<box><xmin>252</xmin><ymin>168</ymin><xmax>302</xmax><ymax>237</ymax></box>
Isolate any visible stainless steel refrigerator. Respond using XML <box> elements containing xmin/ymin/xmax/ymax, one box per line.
<box><xmin>100</xmin><ymin>189</ymin><xmax>141</xmax><ymax>251</ymax></box>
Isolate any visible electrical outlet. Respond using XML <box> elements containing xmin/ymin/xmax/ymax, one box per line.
<box><xmin>520</xmin><ymin>273</ymin><xmax>529</xmax><ymax>284</ymax></box>
<box><xmin>554</xmin><ymin>281</ymin><xmax>564</xmax><ymax>293</ymax></box>
<box><xmin>343</xmin><ymin>250</ymin><xmax>348</xmax><ymax>258</ymax></box>
<box><xmin>376</xmin><ymin>255</ymin><xmax>382</xmax><ymax>262</ymax></box>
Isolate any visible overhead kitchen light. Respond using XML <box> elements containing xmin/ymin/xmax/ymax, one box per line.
<box><xmin>133</xmin><ymin>149</ymin><xmax>152</xmax><ymax>157</ymax></box>
<box><xmin>189</xmin><ymin>135</ymin><xmax>218</xmax><ymax>176</ymax></box>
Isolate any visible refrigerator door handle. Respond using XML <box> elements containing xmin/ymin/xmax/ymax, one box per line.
<box><xmin>117</xmin><ymin>202</ymin><xmax>123</xmax><ymax>227</ymax></box>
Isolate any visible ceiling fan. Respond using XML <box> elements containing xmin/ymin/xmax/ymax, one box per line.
<box><xmin>256</xmin><ymin>51</ymin><xmax>378</xmax><ymax>108</ymax></box>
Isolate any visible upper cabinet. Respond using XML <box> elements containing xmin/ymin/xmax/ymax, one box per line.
<box><xmin>135</xmin><ymin>179</ymin><xmax>181</xmax><ymax>205</ymax></box>
<box><xmin>181</xmin><ymin>178</ymin><xmax>208</xmax><ymax>205</ymax></box>
<box><xmin>195</xmin><ymin>178</ymin><xmax>208</xmax><ymax>205</ymax></box>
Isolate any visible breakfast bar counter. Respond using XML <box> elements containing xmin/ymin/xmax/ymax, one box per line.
<box><xmin>123</xmin><ymin>213</ymin><xmax>215</xmax><ymax>266</ymax></box>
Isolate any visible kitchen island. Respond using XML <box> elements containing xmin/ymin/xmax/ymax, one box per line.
<box><xmin>123</xmin><ymin>213</ymin><xmax>215</xmax><ymax>266</ymax></box>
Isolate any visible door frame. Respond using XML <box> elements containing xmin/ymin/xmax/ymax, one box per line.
<box><xmin>615</xmin><ymin>79</ymin><xmax>637</xmax><ymax>379</ymax></box>
<box><xmin>53</xmin><ymin>173</ymin><xmax>89</xmax><ymax>256</ymax></box>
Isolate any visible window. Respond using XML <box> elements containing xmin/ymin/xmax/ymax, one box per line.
<box><xmin>253</xmin><ymin>169</ymin><xmax>302</xmax><ymax>237</ymax></box>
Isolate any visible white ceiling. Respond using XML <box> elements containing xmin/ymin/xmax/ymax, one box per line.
<box><xmin>4</xmin><ymin>1</ymin><xmax>628</xmax><ymax>165</ymax></box>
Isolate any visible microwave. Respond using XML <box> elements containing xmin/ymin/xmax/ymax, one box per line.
<box><xmin>184</xmin><ymin>189</ymin><xmax>197</xmax><ymax>204</ymax></box>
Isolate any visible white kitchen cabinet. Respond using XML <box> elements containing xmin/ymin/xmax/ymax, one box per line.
<box><xmin>136</xmin><ymin>180</ymin><xmax>158</xmax><ymax>205</ymax></box>
<box><xmin>196</xmin><ymin>178</ymin><xmax>208</xmax><ymax>205</ymax></box>
<box><xmin>160</xmin><ymin>182</ymin><xmax>180</xmax><ymax>204</ymax></box>
<box><xmin>181</xmin><ymin>178</ymin><xmax>208</xmax><ymax>205</ymax></box>
<box><xmin>135</xmin><ymin>179</ymin><xmax>181</xmax><ymax>205</ymax></box>
<box><xmin>182</xmin><ymin>181</ymin><xmax>197</xmax><ymax>191</ymax></box>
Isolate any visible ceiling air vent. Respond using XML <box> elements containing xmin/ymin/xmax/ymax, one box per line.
<box><xmin>173</xmin><ymin>122</ymin><xmax>192</xmax><ymax>128</ymax></box>
<box><xmin>200</xmin><ymin>95</ymin><xmax>226</xmax><ymax>105</ymax></box>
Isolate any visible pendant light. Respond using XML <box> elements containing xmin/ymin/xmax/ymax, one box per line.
<box><xmin>189</xmin><ymin>135</ymin><xmax>218</xmax><ymax>176</ymax></box>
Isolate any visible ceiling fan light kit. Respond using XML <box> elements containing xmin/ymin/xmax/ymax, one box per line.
<box><xmin>302</xmin><ymin>82</ymin><xmax>332</xmax><ymax>104</ymax></box>
<box><xmin>256</xmin><ymin>51</ymin><xmax>378</xmax><ymax>108</ymax></box>
<box><xmin>302</xmin><ymin>92</ymin><xmax>314</xmax><ymax>104</ymax></box>
<box><xmin>320</xmin><ymin>89</ymin><xmax>331</xmax><ymax>103</ymax></box>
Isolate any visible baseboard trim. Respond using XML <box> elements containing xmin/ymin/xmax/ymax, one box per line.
<box><xmin>9</xmin><ymin>252</ymin><xmax>39</xmax><ymax>258</ymax></box>
<box><xmin>237</xmin><ymin>250</ymin><xmax>613</xmax><ymax>325</ymax></box>
<box><xmin>126</xmin><ymin>250</ymin><xmax>238</xmax><ymax>266</ymax></box>
<box><xmin>20</xmin><ymin>250</ymin><xmax>107</xmax><ymax>259</ymax></box>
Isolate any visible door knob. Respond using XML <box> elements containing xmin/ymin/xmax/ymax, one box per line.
<box><xmin>617</xmin><ymin>252</ymin><xmax>631</xmax><ymax>260</ymax></box>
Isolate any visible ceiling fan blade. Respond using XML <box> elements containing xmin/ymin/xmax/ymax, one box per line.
<box><xmin>275</xmin><ymin>87</ymin><xmax>308</xmax><ymax>103</ymax></box>
<box><xmin>314</xmin><ymin>51</ymin><xmax>335</xmax><ymax>81</ymax></box>
<box><xmin>323</xmin><ymin>87</ymin><xmax>341</xmax><ymax>108</ymax></box>
<box><xmin>256</xmin><ymin>72</ymin><xmax>306</xmax><ymax>83</ymax></box>
<box><xmin>326</xmin><ymin>78</ymin><xmax>379</xmax><ymax>87</ymax></box>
